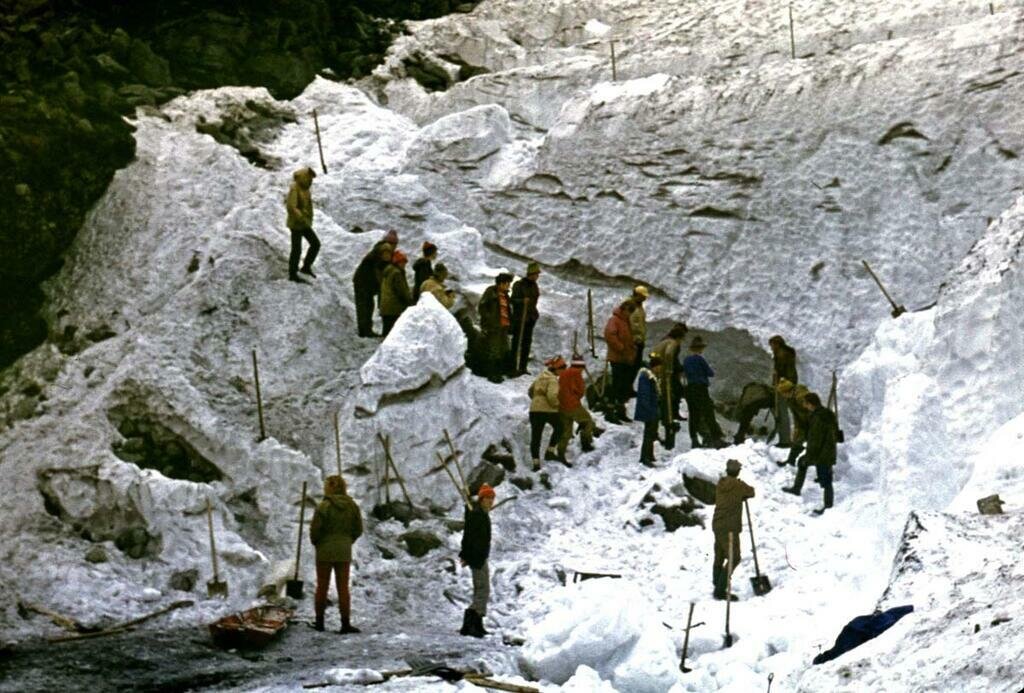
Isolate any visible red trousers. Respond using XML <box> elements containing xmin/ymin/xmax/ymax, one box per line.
<box><xmin>315</xmin><ymin>562</ymin><xmax>351</xmax><ymax>622</ymax></box>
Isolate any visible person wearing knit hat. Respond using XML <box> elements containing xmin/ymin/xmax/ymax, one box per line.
<box><xmin>285</xmin><ymin>167</ymin><xmax>321</xmax><ymax>283</ymax></box>
<box><xmin>682</xmin><ymin>334</ymin><xmax>725</xmax><ymax>449</ymax></box>
<box><xmin>627</xmin><ymin>285</ymin><xmax>650</xmax><ymax>391</ymax></box>
<box><xmin>528</xmin><ymin>357</ymin><xmax>567</xmax><ymax>470</ymax></box>
<box><xmin>383</xmin><ymin>229</ymin><xmax>399</xmax><ymax>246</ymax></box>
<box><xmin>352</xmin><ymin>236</ymin><xmax>395</xmax><ymax>338</ymax></box>
<box><xmin>634</xmin><ymin>355</ymin><xmax>663</xmax><ymax>467</ymax></box>
<box><xmin>557</xmin><ymin>353</ymin><xmax>598</xmax><ymax>462</ymax></box>
<box><xmin>379</xmin><ymin>250</ymin><xmax>411</xmax><ymax>337</ymax></box>
<box><xmin>459</xmin><ymin>482</ymin><xmax>495</xmax><ymax>638</ymax></box>
<box><xmin>712</xmin><ymin>459</ymin><xmax>755</xmax><ymax>601</ymax></box>
<box><xmin>412</xmin><ymin>241</ymin><xmax>438</xmax><ymax>303</ymax></box>
<box><xmin>476</xmin><ymin>274</ymin><xmax>514</xmax><ymax>383</ymax></box>
<box><xmin>509</xmin><ymin>263</ymin><xmax>542</xmax><ymax>376</ymax></box>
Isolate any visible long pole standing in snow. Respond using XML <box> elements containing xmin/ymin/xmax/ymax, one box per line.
<box><xmin>724</xmin><ymin>532</ymin><xmax>735</xmax><ymax>647</ymax></box>
<box><xmin>333</xmin><ymin>411</ymin><xmax>343</xmax><ymax>476</ymax></box>
<box><xmin>788</xmin><ymin>5</ymin><xmax>796</xmax><ymax>59</ymax></box>
<box><xmin>312</xmin><ymin>109</ymin><xmax>327</xmax><ymax>175</ymax></box>
<box><xmin>252</xmin><ymin>349</ymin><xmax>266</xmax><ymax>442</ymax></box>
<box><xmin>381</xmin><ymin>434</ymin><xmax>413</xmax><ymax>507</ymax></box>
<box><xmin>437</xmin><ymin>451</ymin><xmax>471</xmax><ymax>510</ymax></box>
<box><xmin>610</xmin><ymin>40</ymin><xmax>618</xmax><ymax>81</ymax></box>
<box><xmin>586</xmin><ymin>289</ymin><xmax>597</xmax><ymax>357</ymax></box>
<box><xmin>514</xmin><ymin>297</ymin><xmax>531</xmax><ymax>373</ymax></box>
<box><xmin>443</xmin><ymin>428</ymin><xmax>470</xmax><ymax>495</ymax></box>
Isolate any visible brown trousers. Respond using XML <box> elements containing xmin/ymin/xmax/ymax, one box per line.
<box><xmin>712</xmin><ymin>530</ymin><xmax>741</xmax><ymax>595</ymax></box>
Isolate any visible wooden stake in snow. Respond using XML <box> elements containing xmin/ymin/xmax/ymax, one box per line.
<box><xmin>312</xmin><ymin>109</ymin><xmax>327</xmax><ymax>175</ymax></box>
<box><xmin>437</xmin><ymin>451</ymin><xmax>471</xmax><ymax>510</ymax></box>
<box><xmin>610</xmin><ymin>40</ymin><xmax>618</xmax><ymax>81</ymax></box>
<box><xmin>724</xmin><ymin>531</ymin><xmax>735</xmax><ymax>647</ymax></box>
<box><xmin>252</xmin><ymin>349</ymin><xmax>266</xmax><ymax>442</ymax></box>
<box><xmin>788</xmin><ymin>5</ymin><xmax>796</xmax><ymax>59</ymax></box>
<box><xmin>378</xmin><ymin>433</ymin><xmax>413</xmax><ymax>506</ymax></box>
<box><xmin>586</xmin><ymin>289</ymin><xmax>597</xmax><ymax>357</ymax></box>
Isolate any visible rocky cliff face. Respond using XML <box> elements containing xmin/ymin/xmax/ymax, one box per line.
<box><xmin>0</xmin><ymin>0</ymin><xmax>480</xmax><ymax>369</ymax></box>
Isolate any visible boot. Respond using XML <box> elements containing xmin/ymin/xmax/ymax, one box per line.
<box><xmin>459</xmin><ymin>608</ymin><xmax>473</xmax><ymax>636</ymax></box>
<box><xmin>288</xmin><ymin>273</ymin><xmax>309</xmax><ymax>284</ymax></box>
<box><xmin>603</xmin><ymin>409</ymin><xmax>621</xmax><ymax>425</ymax></box>
<box><xmin>713</xmin><ymin>591</ymin><xmax>739</xmax><ymax>602</ymax></box>
<box><xmin>531</xmin><ymin>458</ymin><xmax>541</xmax><ymax>472</ymax></box>
<box><xmin>339</xmin><ymin>616</ymin><xmax>361</xmax><ymax>634</ymax></box>
<box><xmin>592</xmin><ymin>426</ymin><xmax>605</xmax><ymax>438</ymax></box>
<box><xmin>784</xmin><ymin>464</ymin><xmax>807</xmax><ymax>495</ymax></box>
<box><xmin>617</xmin><ymin>405</ymin><xmax>632</xmax><ymax>423</ymax></box>
<box><xmin>581</xmin><ymin>440</ymin><xmax>595</xmax><ymax>453</ymax></box>
<box><xmin>312</xmin><ymin>612</ymin><xmax>325</xmax><ymax>632</ymax></box>
<box><xmin>466</xmin><ymin>609</ymin><xmax>485</xmax><ymax>638</ymax></box>
<box><xmin>474</xmin><ymin>610</ymin><xmax>489</xmax><ymax>636</ymax></box>
<box><xmin>557</xmin><ymin>452</ymin><xmax>573</xmax><ymax>468</ymax></box>
<box><xmin>299</xmin><ymin>266</ymin><xmax>317</xmax><ymax>279</ymax></box>
<box><xmin>544</xmin><ymin>447</ymin><xmax>559</xmax><ymax>461</ymax></box>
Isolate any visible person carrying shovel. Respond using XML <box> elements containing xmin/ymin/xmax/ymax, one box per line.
<box><xmin>712</xmin><ymin>459</ymin><xmax>755</xmax><ymax>601</ymax></box>
<box><xmin>309</xmin><ymin>475</ymin><xmax>363</xmax><ymax>634</ymax></box>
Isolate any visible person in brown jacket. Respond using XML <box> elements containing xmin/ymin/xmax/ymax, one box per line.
<box><xmin>603</xmin><ymin>300</ymin><xmax>637</xmax><ymax>424</ymax></box>
<box><xmin>309</xmin><ymin>475</ymin><xmax>364</xmax><ymax>633</ymax></box>
<box><xmin>769</xmin><ymin>335</ymin><xmax>798</xmax><ymax>447</ymax></box>
<box><xmin>712</xmin><ymin>459</ymin><xmax>755</xmax><ymax>601</ymax></box>
<box><xmin>285</xmin><ymin>167</ymin><xmax>320</xmax><ymax>283</ymax></box>
<box><xmin>379</xmin><ymin>250</ymin><xmax>412</xmax><ymax>336</ymax></box>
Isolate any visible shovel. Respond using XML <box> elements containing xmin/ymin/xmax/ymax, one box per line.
<box><xmin>679</xmin><ymin>602</ymin><xmax>696</xmax><ymax>672</ymax></box>
<box><xmin>862</xmin><ymin>260</ymin><xmax>906</xmax><ymax>318</ymax></box>
<box><xmin>723</xmin><ymin>532</ymin><xmax>735</xmax><ymax>648</ymax></box>
<box><xmin>745</xmin><ymin>500</ymin><xmax>772</xmax><ymax>596</ymax></box>
<box><xmin>286</xmin><ymin>482</ymin><xmax>308</xmax><ymax>599</ymax></box>
<box><xmin>206</xmin><ymin>499</ymin><xmax>228</xmax><ymax>599</ymax></box>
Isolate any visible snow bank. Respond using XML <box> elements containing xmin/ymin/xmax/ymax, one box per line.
<box><xmin>520</xmin><ymin>578</ymin><xmax>681</xmax><ymax>692</ymax></box>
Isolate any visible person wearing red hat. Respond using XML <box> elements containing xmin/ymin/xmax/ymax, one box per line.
<box><xmin>412</xmin><ymin>241</ymin><xmax>438</xmax><ymax>303</ymax></box>
<box><xmin>528</xmin><ymin>357</ymin><xmax>567</xmax><ymax>470</ymax></box>
<box><xmin>557</xmin><ymin>354</ymin><xmax>596</xmax><ymax>461</ymax></box>
<box><xmin>379</xmin><ymin>250</ymin><xmax>411</xmax><ymax>336</ymax></box>
<box><xmin>459</xmin><ymin>483</ymin><xmax>495</xmax><ymax>638</ymax></box>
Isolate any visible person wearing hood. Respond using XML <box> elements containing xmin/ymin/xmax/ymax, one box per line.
<box><xmin>412</xmin><ymin>241</ymin><xmax>438</xmax><ymax>303</ymax></box>
<box><xmin>285</xmin><ymin>167</ymin><xmax>320</xmax><ymax>283</ymax></box>
<box><xmin>528</xmin><ymin>356</ymin><xmax>567</xmax><ymax>471</ymax></box>
<box><xmin>634</xmin><ymin>354</ymin><xmax>662</xmax><ymax>467</ymax></box>
<box><xmin>419</xmin><ymin>263</ymin><xmax>456</xmax><ymax>309</ymax></box>
<box><xmin>379</xmin><ymin>249</ymin><xmax>411</xmax><ymax>336</ymax></box>
<box><xmin>459</xmin><ymin>483</ymin><xmax>495</xmax><ymax>638</ymax></box>
<box><xmin>509</xmin><ymin>263</ymin><xmax>542</xmax><ymax>375</ymax></box>
<box><xmin>603</xmin><ymin>300</ymin><xmax>638</xmax><ymax>424</ymax></box>
<box><xmin>557</xmin><ymin>353</ymin><xmax>597</xmax><ymax>461</ymax></box>
<box><xmin>477</xmin><ymin>273</ymin><xmax>514</xmax><ymax>383</ymax></box>
<box><xmin>352</xmin><ymin>230</ymin><xmax>399</xmax><ymax>337</ymax></box>
<box><xmin>309</xmin><ymin>475</ymin><xmax>363</xmax><ymax>633</ymax></box>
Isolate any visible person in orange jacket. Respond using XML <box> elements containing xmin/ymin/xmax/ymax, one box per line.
<box><xmin>557</xmin><ymin>353</ymin><xmax>597</xmax><ymax>461</ymax></box>
<box><xmin>603</xmin><ymin>300</ymin><xmax>637</xmax><ymax>423</ymax></box>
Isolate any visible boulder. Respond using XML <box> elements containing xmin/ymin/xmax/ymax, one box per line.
<box><xmin>466</xmin><ymin>461</ymin><xmax>505</xmax><ymax>496</ymax></box>
<box><xmin>168</xmin><ymin>568</ymin><xmax>198</xmax><ymax>592</ymax></box>
<box><xmin>399</xmin><ymin>529</ymin><xmax>442</xmax><ymax>558</ymax></box>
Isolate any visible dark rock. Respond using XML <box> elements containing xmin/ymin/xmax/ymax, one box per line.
<box><xmin>481</xmin><ymin>442</ymin><xmax>515</xmax><ymax>471</ymax></box>
<box><xmin>443</xmin><ymin>519</ymin><xmax>465</xmax><ymax>533</ymax></box>
<box><xmin>115</xmin><ymin>526</ymin><xmax>154</xmax><ymax>559</ymax></box>
<box><xmin>399</xmin><ymin>529</ymin><xmax>442</xmax><ymax>558</ymax></box>
<box><xmin>509</xmin><ymin>476</ymin><xmax>534</xmax><ymax>491</ymax></box>
<box><xmin>466</xmin><ymin>461</ymin><xmax>505</xmax><ymax>496</ymax></box>
<box><xmin>651</xmin><ymin>503</ymin><xmax>704</xmax><ymax>532</ymax></box>
<box><xmin>85</xmin><ymin>324</ymin><xmax>117</xmax><ymax>342</ymax></box>
<box><xmin>375</xmin><ymin>543</ymin><xmax>396</xmax><ymax>560</ymax></box>
<box><xmin>168</xmin><ymin>568</ymin><xmax>198</xmax><ymax>592</ymax></box>
<box><xmin>11</xmin><ymin>396</ymin><xmax>38</xmax><ymax>421</ymax></box>
<box><xmin>372</xmin><ymin>501</ymin><xmax>426</xmax><ymax>525</ymax></box>
<box><xmin>84</xmin><ymin>545</ymin><xmax>108</xmax><ymax>563</ymax></box>
<box><xmin>683</xmin><ymin>474</ymin><xmax>717</xmax><ymax>505</ymax></box>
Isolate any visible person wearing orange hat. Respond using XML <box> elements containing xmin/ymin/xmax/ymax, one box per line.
<box><xmin>379</xmin><ymin>250</ymin><xmax>411</xmax><ymax>337</ymax></box>
<box><xmin>459</xmin><ymin>483</ymin><xmax>495</xmax><ymax>638</ymax></box>
<box><xmin>528</xmin><ymin>356</ymin><xmax>567</xmax><ymax>470</ymax></box>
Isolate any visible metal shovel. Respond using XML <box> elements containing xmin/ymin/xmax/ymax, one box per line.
<box><xmin>286</xmin><ymin>482</ymin><xmax>308</xmax><ymax>599</ymax></box>
<box><xmin>679</xmin><ymin>602</ymin><xmax>696</xmax><ymax>672</ymax></box>
<box><xmin>206</xmin><ymin>499</ymin><xmax>228</xmax><ymax>598</ymax></box>
<box><xmin>746</xmin><ymin>500</ymin><xmax>773</xmax><ymax>596</ymax></box>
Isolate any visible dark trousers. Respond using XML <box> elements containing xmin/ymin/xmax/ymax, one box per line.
<box><xmin>529</xmin><ymin>411</ymin><xmax>563</xmax><ymax>459</ymax></box>
<box><xmin>509</xmin><ymin>318</ymin><xmax>536</xmax><ymax>373</ymax></box>
<box><xmin>791</xmin><ymin>459</ymin><xmax>835</xmax><ymax>507</ymax></box>
<box><xmin>660</xmin><ymin>376</ymin><xmax>680</xmax><ymax>449</ymax></box>
<box><xmin>734</xmin><ymin>395</ymin><xmax>772</xmax><ymax>444</ymax></box>
<box><xmin>712</xmin><ymin>530</ymin><xmax>741</xmax><ymax>595</ymax></box>
<box><xmin>381</xmin><ymin>314</ymin><xmax>399</xmax><ymax>337</ymax></box>
<box><xmin>315</xmin><ymin>561</ymin><xmax>351</xmax><ymax>624</ymax></box>
<box><xmin>289</xmin><ymin>227</ymin><xmax>320</xmax><ymax>277</ymax></box>
<box><xmin>631</xmin><ymin>341</ymin><xmax>645</xmax><ymax>389</ymax></box>
<box><xmin>640</xmin><ymin>418</ymin><xmax>658</xmax><ymax>463</ymax></box>
<box><xmin>610</xmin><ymin>362</ymin><xmax>633</xmax><ymax>406</ymax></box>
<box><xmin>685</xmin><ymin>383</ymin><xmax>721</xmax><ymax>446</ymax></box>
<box><xmin>354</xmin><ymin>286</ymin><xmax>376</xmax><ymax>336</ymax></box>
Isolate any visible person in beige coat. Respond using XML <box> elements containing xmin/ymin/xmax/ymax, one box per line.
<box><xmin>285</xmin><ymin>167</ymin><xmax>319</xmax><ymax>283</ymax></box>
<box><xmin>528</xmin><ymin>356</ymin><xmax>566</xmax><ymax>471</ymax></box>
<box><xmin>419</xmin><ymin>263</ymin><xmax>456</xmax><ymax>309</ymax></box>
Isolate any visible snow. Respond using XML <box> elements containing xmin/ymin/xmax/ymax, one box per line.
<box><xmin>1</xmin><ymin>0</ymin><xmax>1023</xmax><ymax>691</ymax></box>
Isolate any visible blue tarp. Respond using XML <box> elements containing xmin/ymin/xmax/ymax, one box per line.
<box><xmin>813</xmin><ymin>605</ymin><xmax>915</xmax><ymax>665</ymax></box>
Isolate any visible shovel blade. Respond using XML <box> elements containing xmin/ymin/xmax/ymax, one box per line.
<box><xmin>723</xmin><ymin>633</ymin><xmax>734</xmax><ymax>648</ymax></box>
<box><xmin>891</xmin><ymin>306</ymin><xmax>907</xmax><ymax>318</ymax></box>
<box><xmin>750</xmin><ymin>575</ymin><xmax>773</xmax><ymax>596</ymax></box>
<box><xmin>285</xmin><ymin>579</ymin><xmax>305</xmax><ymax>600</ymax></box>
<box><xmin>207</xmin><ymin>579</ymin><xmax>228</xmax><ymax>599</ymax></box>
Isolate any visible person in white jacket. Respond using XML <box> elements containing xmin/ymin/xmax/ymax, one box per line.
<box><xmin>528</xmin><ymin>356</ymin><xmax>567</xmax><ymax>471</ymax></box>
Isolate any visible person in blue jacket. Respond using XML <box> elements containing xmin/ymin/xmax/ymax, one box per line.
<box><xmin>682</xmin><ymin>336</ymin><xmax>725</xmax><ymax>449</ymax></box>
<box><xmin>634</xmin><ymin>355</ymin><xmax>663</xmax><ymax>467</ymax></box>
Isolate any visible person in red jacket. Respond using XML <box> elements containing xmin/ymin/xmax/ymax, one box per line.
<box><xmin>557</xmin><ymin>353</ymin><xmax>596</xmax><ymax>460</ymax></box>
<box><xmin>603</xmin><ymin>300</ymin><xmax>637</xmax><ymax>424</ymax></box>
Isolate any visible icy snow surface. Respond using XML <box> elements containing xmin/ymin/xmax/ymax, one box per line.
<box><xmin>1</xmin><ymin>0</ymin><xmax>1024</xmax><ymax>691</ymax></box>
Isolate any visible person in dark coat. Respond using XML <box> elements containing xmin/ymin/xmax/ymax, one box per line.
<box><xmin>783</xmin><ymin>392</ymin><xmax>838</xmax><ymax>514</ymax></box>
<box><xmin>509</xmin><ymin>262</ymin><xmax>542</xmax><ymax>375</ymax></box>
<box><xmin>459</xmin><ymin>483</ymin><xmax>495</xmax><ymax>638</ymax></box>
<box><xmin>309</xmin><ymin>475</ymin><xmax>363</xmax><ymax>633</ymax></box>
<box><xmin>603</xmin><ymin>300</ymin><xmax>637</xmax><ymax>423</ymax></box>
<box><xmin>769</xmin><ymin>335</ymin><xmax>798</xmax><ymax>447</ymax></box>
<box><xmin>634</xmin><ymin>355</ymin><xmax>662</xmax><ymax>467</ymax></box>
<box><xmin>712</xmin><ymin>459</ymin><xmax>754</xmax><ymax>600</ymax></box>
<box><xmin>477</xmin><ymin>273</ymin><xmax>513</xmax><ymax>383</ymax></box>
<box><xmin>352</xmin><ymin>231</ymin><xmax>398</xmax><ymax>337</ymax></box>
<box><xmin>379</xmin><ymin>250</ymin><xmax>411</xmax><ymax>337</ymax></box>
<box><xmin>285</xmin><ymin>167</ymin><xmax>320</xmax><ymax>283</ymax></box>
<box><xmin>411</xmin><ymin>241</ymin><xmax>437</xmax><ymax>303</ymax></box>
<box><xmin>682</xmin><ymin>335</ymin><xmax>725</xmax><ymax>449</ymax></box>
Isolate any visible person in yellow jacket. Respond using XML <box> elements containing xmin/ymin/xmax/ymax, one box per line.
<box><xmin>285</xmin><ymin>167</ymin><xmax>319</xmax><ymax>283</ymax></box>
<box><xmin>419</xmin><ymin>263</ymin><xmax>456</xmax><ymax>309</ymax></box>
<box><xmin>528</xmin><ymin>356</ymin><xmax>566</xmax><ymax>471</ymax></box>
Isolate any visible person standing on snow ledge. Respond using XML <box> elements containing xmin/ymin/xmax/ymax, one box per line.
<box><xmin>510</xmin><ymin>262</ymin><xmax>542</xmax><ymax>376</ymax></box>
<box><xmin>284</xmin><ymin>167</ymin><xmax>320</xmax><ymax>283</ymax></box>
<box><xmin>712</xmin><ymin>459</ymin><xmax>754</xmax><ymax>601</ymax></box>
<box><xmin>478</xmin><ymin>273</ymin><xmax>514</xmax><ymax>383</ymax></box>
<box><xmin>459</xmin><ymin>483</ymin><xmax>495</xmax><ymax>639</ymax></box>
